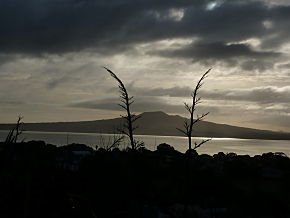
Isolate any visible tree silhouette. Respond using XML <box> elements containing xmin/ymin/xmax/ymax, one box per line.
<box><xmin>97</xmin><ymin>130</ymin><xmax>125</xmax><ymax>151</ymax></box>
<box><xmin>177</xmin><ymin>69</ymin><xmax>211</xmax><ymax>151</ymax></box>
<box><xmin>104</xmin><ymin>67</ymin><xmax>143</xmax><ymax>150</ymax></box>
<box><xmin>5</xmin><ymin>116</ymin><xmax>24</xmax><ymax>144</ymax></box>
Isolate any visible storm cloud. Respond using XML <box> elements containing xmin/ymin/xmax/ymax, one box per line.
<box><xmin>0</xmin><ymin>1</ymin><xmax>289</xmax><ymax>56</ymax></box>
<box><xmin>150</xmin><ymin>41</ymin><xmax>282</xmax><ymax>68</ymax></box>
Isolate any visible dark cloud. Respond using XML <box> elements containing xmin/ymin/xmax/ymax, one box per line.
<box><xmin>278</xmin><ymin>62</ymin><xmax>290</xmax><ymax>69</ymax></box>
<box><xmin>70</xmin><ymin>97</ymin><xmax>185</xmax><ymax>114</ymax></box>
<box><xmin>69</xmin><ymin>95</ymin><xmax>219</xmax><ymax>117</ymax></box>
<box><xmin>201</xmin><ymin>86</ymin><xmax>290</xmax><ymax>104</ymax></box>
<box><xmin>131</xmin><ymin>86</ymin><xmax>192</xmax><ymax>97</ymax></box>
<box><xmin>0</xmin><ymin>100</ymin><xmax>25</xmax><ymax>105</ymax></box>
<box><xmin>0</xmin><ymin>54</ymin><xmax>18</xmax><ymax>66</ymax></box>
<box><xmin>105</xmin><ymin>84</ymin><xmax>290</xmax><ymax>106</ymax></box>
<box><xmin>261</xmin><ymin>5</ymin><xmax>290</xmax><ymax>48</ymax></box>
<box><xmin>0</xmin><ymin>0</ymin><xmax>204</xmax><ymax>54</ymax></box>
<box><xmin>0</xmin><ymin>0</ymin><xmax>289</xmax><ymax>60</ymax></box>
<box><xmin>46</xmin><ymin>76</ymin><xmax>72</xmax><ymax>89</ymax></box>
<box><xmin>71</xmin><ymin>98</ymin><xmax>120</xmax><ymax>111</ymax></box>
<box><xmin>181</xmin><ymin>1</ymin><xmax>269</xmax><ymax>42</ymax></box>
<box><xmin>151</xmin><ymin>41</ymin><xmax>281</xmax><ymax>66</ymax></box>
<box><xmin>240</xmin><ymin>60</ymin><xmax>275</xmax><ymax>72</ymax></box>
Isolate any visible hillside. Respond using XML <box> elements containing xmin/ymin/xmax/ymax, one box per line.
<box><xmin>1</xmin><ymin>111</ymin><xmax>290</xmax><ymax>140</ymax></box>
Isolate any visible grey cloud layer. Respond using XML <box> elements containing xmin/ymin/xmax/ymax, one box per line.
<box><xmin>201</xmin><ymin>86</ymin><xmax>290</xmax><ymax>104</ymax></box>
<box><xmin>71</xmin><ymin>97</ymin><xmax>185</xmax><ymax>114</ymax></box>
<box><xmin>120</xmin><ymin>84</ymin><xmax>290</xmax><ymax>105</ymax></box>
<box><xmin>0</xmin><ymin>0</ymin><xmax>203</xmax><ymax>54</ymax></box>
<box><xmin>151</xmin><ymin>41</ymin><xmax>282</xmax><ymax>69</ymax></box>
<box><xmin>71</xmin><ymin>85</ymin><xmax>290</xmax><ymax>115</ymax></box>
<box><xmin>1</xmin><ymin>0</ymin><xmax>290</xmax><ymax>61</ymax></box>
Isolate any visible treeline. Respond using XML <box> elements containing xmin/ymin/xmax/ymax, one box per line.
<box><xmin>0</xmin><ymin>141</ymin><xmax>290</xmax><ymax>218</ymax></box>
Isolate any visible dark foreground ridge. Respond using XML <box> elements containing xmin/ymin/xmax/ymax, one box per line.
<box><xmin>0</xmin><ymin>141</ymin><xmax>290</xmax><ymax>218</ymax></box>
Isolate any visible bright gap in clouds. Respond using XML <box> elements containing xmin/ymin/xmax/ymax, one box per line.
<box><xmin>169</xmin><ymin>9</ymin><xmax>184</xmax><ymax>21</ymax></box>
<box><xmin>206</xmin><ymin>2</ymin><xmax>218</xmax><ymax>11</ymax></box>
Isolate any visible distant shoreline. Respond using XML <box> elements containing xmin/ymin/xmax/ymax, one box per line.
<box><xmin>1</xmin><ymin>129</ymin><xmax>290</xmax><ymax>141</ymax></box>
<box><xmin>1</xmin><ymin>111</ymin><xmax>290</xmax><ymax>140</ymax></box>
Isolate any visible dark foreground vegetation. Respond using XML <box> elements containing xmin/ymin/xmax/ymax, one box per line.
<box><xmin>0</xmin><ymin>141</ymin><xmax>290</xmax><ymax>218</ymax></box>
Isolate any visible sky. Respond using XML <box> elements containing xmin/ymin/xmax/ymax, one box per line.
<box><xmin>1</xmin><ymin>0</ymin><xmax>290</xmax><ymax>132</ymax></box>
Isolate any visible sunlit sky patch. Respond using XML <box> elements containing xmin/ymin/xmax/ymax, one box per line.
<box><xmin>206</xmin><ymin>1</ymin><xmax>219</xmax><ymax>11</ymax></box>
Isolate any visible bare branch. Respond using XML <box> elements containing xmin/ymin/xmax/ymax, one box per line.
<box><xmin>107</xmin><ymin>135</ymin><xmax>125</xmax><ymax>151</ymax></box>
<box><xmin>132</xmin><ymin>114</ymin><xmax>141</xmax><ymax>122</ymax></box>
<box><xmin>193</xmin><ymin>139</ymin><xmax>211</xmax><ymax>150</ymax></box>
<box><xmin>134</xmin><ymin>140</ymin><xmax>145</xmax><ymax>150</ymax></box>
<box><xmin>118</xmin><ymin>103</ymin><xmax>127</xmax><ymax>110</ymax></box>
<box><xmin>104</xmin><ymin>67</ymin><xmax>143</xmax><ymax>150</ymax></box>
<box><xmin>184</xmin><ymin>102</ymin><xmax>192</xmax><ymax>113</ymax></box>
<box><xmin>5</xmin><ymin>116</ymin><xmax>24</xmax><ymax>144</ymax></box>
<box><xmin>192</xmin><ymin>112</ymin><xmax>210</xmax><ymax>126</ymax></box>
<box><xmin>176</xmin><ymin>128</ymin><xmax>187</xmax><ymax>136</ymax></box>
<box><xmin>178</xmin><ymin>69</ymin><xmax>211</xmax><ymax>151</ymax></box>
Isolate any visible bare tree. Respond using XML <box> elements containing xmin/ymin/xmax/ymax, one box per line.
<box><xmin>104</xmin><ymin>67</ymin><xmax>143</xmax><ymax>150</ymax></box>
<box><xmin>97</xmin><ymin>131</ymin><xmax>125</xmax><ymax>151</ymax></box>
<box><xmin>5</xmin><ymin>116</ymin><xmax>24</xmax><ymax>144</ymax></box>
<box><xmin>177</xmin><ymin>69</ymin><xmax>211</xmax><ymax>151</ymax></box>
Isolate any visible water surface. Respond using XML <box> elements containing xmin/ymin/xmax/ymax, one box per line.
<box><xmin>1</xmin><ymin>131</ymin><xmax>289</xmax><ymax>156</ymax></box>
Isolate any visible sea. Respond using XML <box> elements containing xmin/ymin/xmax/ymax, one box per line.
<box><xmin>1</xmin><ymin>130</ymin><xmax>290</xmax><ymax>156</ymax></box>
